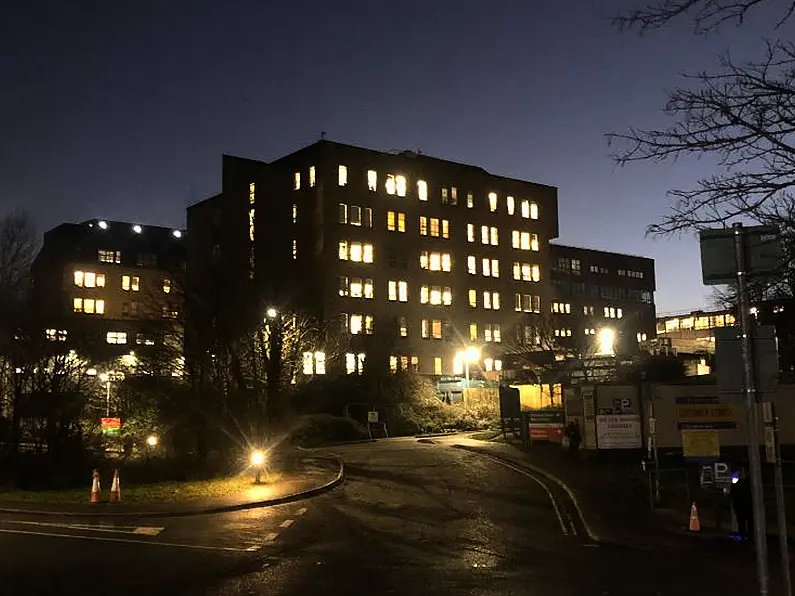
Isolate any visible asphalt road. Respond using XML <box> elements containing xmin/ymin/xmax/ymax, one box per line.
<box><xmin>0</xmin><ymin>437</ymin><xmax>778</xmax><ymax>595</ymax></box>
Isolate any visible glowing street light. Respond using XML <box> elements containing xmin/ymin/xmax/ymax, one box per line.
<box><xmin>266</xmin><ymin>307</ymin><xmax>278</xmax><ymax>319</ymax></box>
<box><xmin>250</xmin><ymin>450</ymin><xmax>267</xmax><ymax>484</ymax></box>
<box><xmin>597</xmin><ymin>328</ymin><xmax>616</xmax><ymax>356</ymax></box>
<box><xmin>455</xmin><ymin>346</ymin><xmax>481</xmax><ymax>385</ymax></box>
<box><xmin>146</xmin><ymin>435</ymin><xmax>159</xmax><ymax>448</ymax></box>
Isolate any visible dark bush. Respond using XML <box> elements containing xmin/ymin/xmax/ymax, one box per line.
<box><xmin>289</xmin><ymin>414</ymin><xmax>369</xmax><ymax>447</ymax></box>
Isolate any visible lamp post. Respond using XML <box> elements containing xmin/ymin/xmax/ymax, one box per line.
<box><xmin>99</xmin><ymin>372</ymin><xmax>112</xmax><ymax>416</ymax></box>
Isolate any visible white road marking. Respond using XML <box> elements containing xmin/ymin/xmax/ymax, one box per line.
<box><xmin>5</xmin><ymin>520</ymin><xmax>163</xmax><ymax>536</ymax></box>
<box><xmin>279</xmin><ymin>519</ymin><xmax>294</xmax><ymax>529</ymax></box>
<box><xmin>0</xmin><ymin>528</ymin><xmax>256</xmax><ymax>552</ymax></box>
<box><xmin>469</xmin><ymin>452</ymin><xmax>569</xmax><ymax>535</ymax></box>
<box><xmin>264</xmin><ymin>532</ymin><xmax>279</xmax><ymax>542</ymax></box>
<box><xmin>296</xmin><ymin>507</ymin><xmax>308</xmax><ymax>516</ymax></box>
<box><xmin>132</xmin><ymin>527</ymin><xmax>164</xmax><ymax>536</ymax></box>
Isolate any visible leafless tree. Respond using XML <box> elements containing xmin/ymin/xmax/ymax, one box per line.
<box><xmin>613</xmin><ymin>0</ymin><xmax>795</xmax><ymax>34</ymax></box>
<box><xmin>609</xmin><ymin>1</ymin><xmax>795</xmax><ymax>237</ymax></box>
<box><xmin>0</xmin><ymin>211</ymin><xmax>36</xmax><ymax>339</ymax></box>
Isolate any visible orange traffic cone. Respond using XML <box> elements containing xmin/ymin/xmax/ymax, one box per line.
<box><xmin>90</xmin><ymin>469</ymin><xmax>101</xmax><ymax>503</ymax></box>
<box><xmin>689</xmin><ymin>502</ymin><xmax>701</xmax><ymax>532</ymax></box>
<box><xmin>109</xmin><ymin>469</ymin><xmax>121</xmax><ymax>504</ymax></box>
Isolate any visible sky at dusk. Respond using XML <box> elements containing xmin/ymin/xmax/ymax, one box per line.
<box><xmin>0</xmin><ymin>0</ymin><xmax>780</xmax><ymax>314</ymax></box>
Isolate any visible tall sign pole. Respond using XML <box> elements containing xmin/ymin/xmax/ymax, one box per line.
<box><xmin>701</xmin><ymin>222</ymin><xmax>784</xmax><ymax>596</ymax></box>
<box><xmin>733</xmin><ymin>223</ymin><xmax>769</xmax><ymax>596</ymax></box>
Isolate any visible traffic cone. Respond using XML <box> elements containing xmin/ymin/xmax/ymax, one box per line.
<box><xmin>109</xmin><ymin>469</ymin><xmax>121</xmax><ymax>504</ymax></box>
<box><xmin>689</xmin><ymin>502</ymin><xmax>701</xmax><ymax>532</ymax></box>
<box><xmin>90</xmin><ymin>469</ymin><xmax>101</xmax><ymax>504</ymax></box>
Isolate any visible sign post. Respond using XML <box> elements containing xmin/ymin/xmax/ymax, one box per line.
<box><xmin>700</xmin><ymin>223</ymin><xmax>783</xmax><ymax>596</ymax></box>
<box><xmin>763</xmin><ymin>402</ymin><xmax>792</xmax><ymax>596</ymax></box>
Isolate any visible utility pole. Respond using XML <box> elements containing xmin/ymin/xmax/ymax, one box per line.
<box><xmin>734</xmin><ymin>223</ymin><xmax>769</xmax><ymax>596</ymax></box>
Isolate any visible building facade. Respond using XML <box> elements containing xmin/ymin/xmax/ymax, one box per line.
<box><xmin>549</xmin><ymin>244</ymin><xmax>657</xmax><ymax>357</ymax></box>
<box><xmin>187</xmin><ymin>141</ymin><xmax>560</xmax><ymax>377</ymax></box>
<box><xmin>31</xmin><ymin>219</ymin><xmax>186</xmax><ymax>369</ymax></box>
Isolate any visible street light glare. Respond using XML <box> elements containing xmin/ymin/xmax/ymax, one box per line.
<box><xmin>465</xmin><ymin>346</ymin><xmax>481</xmax><ymax>362</ymax></box>
<box><xmin>146</xmin><ymin>435</ymin><xmax>159</xmax><ymax>447</ymax></box>
<box><xmin>597</xmin><ymin>328</ymin><xmax>616</xmax><ymax>356</ymax></box>
<box><xmin>250</xmin><ymin>450</ymin><xmax>266</xmax><ymax>467</ymax></box>
<box><xmin>266</xmin><ymin>308</ymin><xmax>278</xmax><ymax>319</ymax></box>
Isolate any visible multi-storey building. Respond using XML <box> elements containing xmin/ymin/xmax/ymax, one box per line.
<box><xmin>186</xmin><ymin>140</ymin><xmax>560</xmax><ymax>377</ymax></box>
<box><xmin>549</xmin><ymin>244</ymin><xmax>657</xmax><ymax>357</ymax></box>
<box><xmin>31</xmin><ymin>219</ymin><xmax>186</xmax><ymax>368</ymax></box>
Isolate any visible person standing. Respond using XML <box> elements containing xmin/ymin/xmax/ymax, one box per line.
<box><xmin>731</xmin><ymin>468</ymin><xmax>754</xmax><ymax>542</ymax></box>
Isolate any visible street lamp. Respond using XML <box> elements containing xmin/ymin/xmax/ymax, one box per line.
<box><xmin>455</xmin><ymin>346</ymin><xmax>481</xmax><ymax>385</ymax></box>
<box><xmin>146</xmin><ymin>435</ymin><xmax>159</xmax><ymax>448</ymax></box>
<box><xmin>99</xmin><ymin>372</ymin><xmax>111</xmax><ymax>416</ymax></box>
<box><xmin>266</xmin><ymin>307</ymin><xmax>278</xmax><ymax>319</ymax></box>
<box><xmin>597</xmin><ymin>328</ymin><xmax>616</xmax><ymax>356</ymax></box>
<box><xmin>250</xmin><ymin>449</ymin><xmax>266</xmax><ymax>484</ymax></box>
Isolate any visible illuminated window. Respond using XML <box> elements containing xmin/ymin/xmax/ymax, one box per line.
<box><xmin>553</xmin><ymin>302</ymin><xmax>572</xmax><ymax>314</ymax></box>
<box><xmin>469</xmin><ymin>323</ymin><xmax>478</xmax><ymax>341</ymax></box>
<box><xmin>420</xmin><ymin>251</ymin><xmax>451</xmax><ymax>272</ymax></box>
<box><xmin>507</xmin><ymin>196</ymin><xmax>515</xmax><ymax>215</ymax></box>
<box><xmin>467</xmin><ymin>191</ymin><xmax>474</xmax><ymax>208</ymax></box>
<box><xmin>442</xmin><ymin>287</ymin><xmax>452</xmax><ymax>305</ymax></box>
<box><xmin>386</xmin><ymin>174</ymin><xmax>396</xmax><ymax>195</ymax></box>
<box><xmin>368</xmin><ymin>170</ymin><xmax>378</xmax><ymax>191</ymax></box>
<box><xmin>467</xmin><ymin>224</ymin><xmax>475</xmax><ymax>243</ymax></box>
<box><xmin>421</xmin><ymin>285</ymin><xmax>450</xmax><ymax>306</ymax></box>
<box><xmin>303</xmin><ymin>351</ymin><xmax>327</xmax><ymax>375</ymax></box>
<box><xmin>339</xmin><ymin>242</ymin><xmax>374</xmax><ymax>263</ymax></box>
<box><xmin>74</xmin><ymin>270</ymin><xmax>84</xmax><ymax>287</ymax></box>
<box><xmin>419</xmin><ymin>216</ymin><xmax>428</xmax><ymax>235</ymax></box>
<box><xmin>83</xmin><ymin>272</ymin><xmax>99</xmax><ymax>287</ymax></box>
<box><xmin>481</xmin><ymin>258</ymin><xmax>499</xmax><ymax>278</ymax></box>
<box><xmin>163</xmin><ymin>279</ymin><xmax>171</xmax><ymax>294</ymax></box>
<box><xmin>480</xmin><ymin>226</ymin><xmax>498</xmax><ymax>245</ymax></box>
<box><xmin>106</xmin><ymin>331</ymin><xmax>127</xmax><ymax>345</ymax></box>
<box><xmin>73</xmin><ymin>298</ymin><xmax>82</xmax><ymax>313</ymax></box>
<box><xmin>442</xmin><ymin>220</ymin><xmax>449</xmax><ymax>239</ymax></box>
<box><xmin>398</xmin><ymin>316</ymin><xmax>408</xmax><ymax>337</ymax></box>
<box><xmin>467</xmin><ymin>256</ymin><xmax>476</xmax><ymax>275</ymax></box>
<box><xmin>396</xmin><ymin>175</ymin><xmax>407</xmax><ymax>197</ymax></box>
<box><xmin>75</xmin><ymin>298</ymin><xmax>105</xmax><ymax>314</ymax></box>
<box><xmin>530</xmin><ymin>202</ymin><xmax>539</xmax><ymax>219</ymax></box>
<box><xmin>292</xmin><ymin>240</ymin><xmax>297</xmax><ymax>260</ymax></box>
<box><xmin>294</xmin><ymin>172</ymin><xmax>301</xmax><ymax>190</ymax></box>
<box><xmin>420</xmin><ymin>285</ymin><xmax>429</xmax><ymax>304</ymax></box>
<box><xmin>345</xmin><ymin>352</ymin><xmax>365</xmax><ymax>375</ymax></box>
<box><xmin>450</xmin><ymin>187</ymin><xmax>458</xmax><ymax>205</ymax></box>
<box><xmin>484</xmin><ymin>324</ymin><xmax>502</xmax><ymax>343</ymax></box>
<box><xmin>430</xmin><ymin>218</ymin><xmax>440</xmax><ymax>237</ymax></box>
<box><xmin>292</xmin><ymin>204</ymin><xmax>298</xmax><ymax>224</ymax></box>
<box><xmin>417</xmin><ymin>180</ymin><xmax>428</xmax><ymax>201</ymax></box>
<box><xmin>346</xmin><ymin>314</ymin><xmax>374</xmax><ymax>335</ymax></box>
<box><xmin>98</xmin><ymin>250</ymin><xmax>120</xmax><ymax>264</ymax></box>
<box><xmin>388</xmin><ymin>211</ymin><xmax>406</xmax><ymax>232</ymax></box>
<box><xmin>434</xmin><ymin>357</ymin><xmax>443</xmax><ymax>375</ymax></box>
<box><xmin>347</xmin><ymin>277</ymin><xmax>374</xmax><ymax>299</ymax></box>
<box><xmin>338</xmin><ymin>204</ymin><xmax>348</xmax><ymax>224</ymax></box>
<box><xmin>121</xmin><ymin>275</ymin><xmax>140</xmax><ymax>291</ymax></box>
<box><xmin>249</xmin><ymin>208</ymin><xmax>255</xmax><ymax>241</ymax></box>
<box><xmin>521</xmin><ymin>200</ymin><xmax>530</xmax><ymax>218</ymax></box>
<box><xmin>468</xmin><ymin>289</ymin><xmax>477</xmax><ymax>307</ymax></box>
<box><xmin>249</xmin><ymin>182</ymin><xmax>256</xmax><ymax>204</ymax></box>
<box><xmin>554</xmin><ymin>328</ymin><xmax>573</xmax><ymax>338</ymax></box>
<box><xmin>388</xmin><ymin>280</ymin><xmax>408</xmax><ymax>302</ymax></box>
<box><xmin>483</xmin><ymin>291</ymin><xmax>500</xmax><ymax>310</ymax></box>
<box><xmin>513</xmin><ymin>262</ymin><xmax>541</xmax><ymax>282</ymax></box>
<box><xmin>512</xmin><ymin>231</ymin><xmax>539</xmax><ymax>251</ymax></box>
<box><xmin>441</xmin><ymin>187</ymin><xmax>448</xmax><ymax>203</ymax></box>
<box><xmin>421</xmin><ymin>319</ymin><xmax>444</xmax><ymax>339</ymax></box>
<box><xmin>488</xmin><ymin>192</ymin><xmax>497</xmax><ymax>212</ymax></box>
<box><xmin>46</xmin><ymin>328</ymin><xmax>67</xmax><ymax>342</ymax></box>
<box><xmin>338</xmin><ymin>165</ymin><xmax>348</xmax><ymax>186</ymax></box>
<box><xmin>309</xmin><ymin>166</ymin><xmax>316</xmax><ymax>187</ymax></box>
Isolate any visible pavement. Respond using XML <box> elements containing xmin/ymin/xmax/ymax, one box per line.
<box><xmin>0</xmin><ymin>450</ymin><xmax>342</xmax><ymax>517</ymax></box>
<box><xmin>0</xmin><ymin>435</ymin><xmax>786</xmax><ymax>595</ymax></box>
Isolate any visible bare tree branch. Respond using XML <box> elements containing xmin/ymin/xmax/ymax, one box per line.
<box><xmin>607</xmin><ymin>40</ymin><xmax>795</xmax><ymax>235</ymax></box>
<box><xmin>613</xmin><ymin>0</ymin><xmax>795</xmax><ymax>34</ymax></box>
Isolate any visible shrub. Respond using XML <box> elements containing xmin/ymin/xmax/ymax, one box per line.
<box><xmin>289</xmin><ymin>414</ymin><xmax>369</xmax><ymax>447</ymax></box>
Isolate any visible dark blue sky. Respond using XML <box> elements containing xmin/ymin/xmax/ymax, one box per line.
<box><xmin>0</xmin><ymin>0</ymin><xmax>776</xmax><ymax>313</ymax></box>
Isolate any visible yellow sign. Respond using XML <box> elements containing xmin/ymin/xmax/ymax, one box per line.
<box><xmin>676</xmin><ymin>397</ymin><xmax>736</xmax><ymax>429</ymax></box>
<box><xmin>682</xmin><ymin>429</ymin><xmax>720</xmax><ymax>458</ymax></box>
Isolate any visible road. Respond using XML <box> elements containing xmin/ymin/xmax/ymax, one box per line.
<box><xmin>0</xmin><ymin>437</ymin><xmax>773</xmax><ymax>595</ymax></box>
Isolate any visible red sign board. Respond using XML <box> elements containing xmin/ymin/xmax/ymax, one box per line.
<box><xmin>101</xmin><ymin>417</ymin><xmax>121</xmax><ymax>429</ymax></box>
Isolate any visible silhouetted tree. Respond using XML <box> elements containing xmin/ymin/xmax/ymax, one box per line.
<box><xmin>609</xmin><ymin>1</ymin><xmax>795</xmax><ymax>235</ymax></box>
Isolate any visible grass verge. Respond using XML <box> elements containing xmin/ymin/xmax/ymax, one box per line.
<box><xmin>0</xmin><ymin>471</ymin><xmax>283</xmax><ymax>505</ymax></box>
